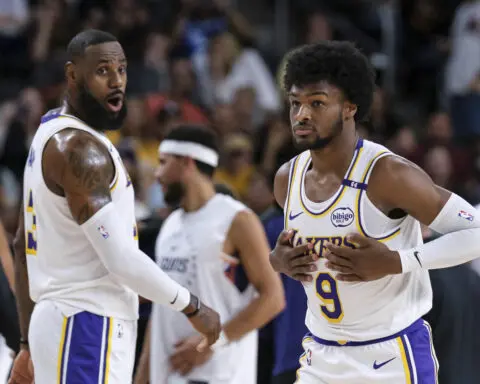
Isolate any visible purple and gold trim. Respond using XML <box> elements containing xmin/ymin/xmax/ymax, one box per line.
<box><xmin>299</xmin><ymin>139</ymin><xmax>364</xmax><ymax>217</ymax></box>
<box><xmin>284</xmin><ymin>155</ymin><xmax>300</xmax><ymax>229</ymax></box>
<box><xmin>355</xmin><ymin>151</ymin><xmax>401</xmax><ymax>242</ymax></box>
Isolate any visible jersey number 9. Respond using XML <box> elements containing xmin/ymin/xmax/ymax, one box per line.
<box><xmin>26</xmin><ymin>189</ymin><xmax>37</xmax><ymax>255</ymax></box>
<box><xmin>315</xmin><ymin>272</ymin><xmax>344</xmax><ymax>323</ymax></box>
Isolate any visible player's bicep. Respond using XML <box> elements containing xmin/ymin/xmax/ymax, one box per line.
<box><xmin>229</xmin><ymin>210</ymin><xmax>282</xmax><ymax>292</ymax></box>
<box><xmin>46</xmin><ymin>130</ymin><xmax>115</xmax><ymax>225</ymax></box>
<box><xmin>273</xmin><ymin>161</ymin><xmax>291</xmax><ymax>208</ymax></box>
<box><xmin>370</xmin><ymin>156</ymin><xmax>451</xmax><ymax>226</ymax></box>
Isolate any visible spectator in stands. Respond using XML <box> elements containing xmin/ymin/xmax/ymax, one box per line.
<box><xmin>445</xmin><ymin>0</ymin><xmax>480</xmax><ymax>140</ymax></box>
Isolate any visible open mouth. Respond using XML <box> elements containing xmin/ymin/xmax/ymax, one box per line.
<box><xmin>294</xmin><ymin>128</ymin><xmax>314</xmax><ymax>136</ymax></box>
<box><xmin>105</xmin><ymin>94</ymin><xmax>123</xmax><ymax>113</ymax></box>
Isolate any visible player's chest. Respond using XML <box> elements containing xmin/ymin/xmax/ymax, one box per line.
<box><xmin>285</xmin><ymin>199</ymin><xmax>359</xmax><ymax>259</ymax></box>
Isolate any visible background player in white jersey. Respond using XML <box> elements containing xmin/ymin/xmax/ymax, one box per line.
<box><xmin>134</xmin><ymin>125</ymin><xmax>285</xmax><ymax>384</ymax></box>
<box><xmin>270</xmin><ymin>41</ymin><xmax>480</xmax><ymax>383</ymax></box>
<box><xmin>8</xmin><ymin>30</ymin><xmax>221</xmax><ymax>384</ymax></box>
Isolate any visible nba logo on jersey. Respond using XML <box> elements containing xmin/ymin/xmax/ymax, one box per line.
<box><xmin>97</xmin><ymin>225</ymin><xmax>110</xmax><ymax>239</ymax></box>
<box><xmin>458</xmin><ymin>210</ymin><xmax>474</xmax><ymax>222</ymax></box>
<box><xmin>330</xmin><ymin>207</ymin><xmax>355</xmax><ymax>227</ymax></box>
<box><xmin>306</xmin><ymin>349</ymin><xmax>312</xmax><ymax>366</ymax></box>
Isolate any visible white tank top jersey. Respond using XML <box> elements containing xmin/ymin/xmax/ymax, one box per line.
<box><xmin>284</xmin><ymin>138</ymin><xmax>432</xmax><ymax>342</ymax></box>
<box><xmin>150</xmin><ymin>194</ymin><xmax>258</xmax><ymax>384</ymax></box>
<box><xmin>23</xmin><ymin>107</ymin><xmax>139</xmax><ymax>320</ymax></box>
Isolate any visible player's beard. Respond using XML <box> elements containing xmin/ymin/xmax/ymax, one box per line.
<box><xmin>163</xmin><ymin>181</ymin><xmax>186</xmax><ymax>209</ymax></box>
<box><xmin>293</xmin><ymin>113</ymin><xmax>343</xmax><ymax>151</ymax></box>
<box><xmin>77</xmin><ymin>83</ymin><xmax>127</xmax><ymax>131</ymax></box>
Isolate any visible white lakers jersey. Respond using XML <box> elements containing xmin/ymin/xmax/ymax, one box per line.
<box><xmin>23</xmin><ymin>107</ymin><xmax>138</xmax><ymax>320</ymax></box>
<box><xmin>284</xmin><ymin>139</ymin><xmax>432</xmax><ymax>341</ymax></box>
<box><xmin>150</xmin><ymin>194</ymin><xmax>258</xmax><ymax>384</ymax></box>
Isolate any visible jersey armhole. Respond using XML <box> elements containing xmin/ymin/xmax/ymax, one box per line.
<box><xmin>355</xmin><ymin>152</ymin><xmax>406</xmax><ymax>241</ymax></box>
<box><xmin>283</xmin><ymin>155</ymin><xmax>300</xmax><ymax>216</ymax></box>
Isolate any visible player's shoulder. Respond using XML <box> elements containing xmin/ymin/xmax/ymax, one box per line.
<box><xmin>47</xmin><ymin>128</ymin><xmax>110</xmax><ymax>162</ymax></box>
<box><xmin>214</xmin><ymin>193</ymin><xmax>247</xmax><ymax>211</ymax></box>
<box><xmin>273</xmin><ymin>154</ymin><xmax>304</xmax><ymax>208</ymax></box>
<box><xmin>365</xmin><ymin>140</ymin><xmax>428</xmax><ymax>199</ymax></box>
<box><xmin>43</xmin><ymin>127</ymin><xmax>113</xmax><ymax>187</ymax></box>
<box><xmin>161</xmin><ymin>208</ymin><xmax>183</xmax><ymax>228</ymax></box>
<box><xmin>360</xmin><ymin>138</ymin><xmax>390</xmax><ymax>156</ymax></box>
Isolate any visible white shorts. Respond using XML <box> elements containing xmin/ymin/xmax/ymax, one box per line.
<box><xmin>29</xmin><ymin>300</ymin><xmax>137</xmax><ymax>384</ymax></box>
<box><xmin>295</xmin><ymin>319</ymin><xmax>439</xmax><ymax>384</ymax></box>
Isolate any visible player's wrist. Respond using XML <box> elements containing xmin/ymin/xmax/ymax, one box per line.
<box><xmin>19</xmin><ymin>338</ymin><xmax>29</xmax><ymax>351</ymax></box>
<box><xmin>182</xmin><ymin>292</ymin><xmax>200</xmax><ymax>317</ymax></box>
<box><xmin>387</xmin><ymin>250</ymin><xmax>403</xmax><ymax>274</ymax></box>
<box><xmin>397</xmin><ymin>249</ymin><xmax>422</xmax><ymax>274</ymax></box>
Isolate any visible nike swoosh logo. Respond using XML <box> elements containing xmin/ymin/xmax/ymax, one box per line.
<box><xmin>289</xmin><ymin>211</ymin><xmax>303</xmax><ymax>220</ymax></box>
<box><xmin>170</xmin><ymin>291</ymin><xmax>179</xmax><ymax>305</ymax></box>
<box><xmin>413</xmin><ymin>251</ymin><xmax>422</xmax><ymax>266</ymax></box>
<box><xmin>373</xmin><ymin>357</ymin><xmax>396</xmax><ymax>370</ymax></box>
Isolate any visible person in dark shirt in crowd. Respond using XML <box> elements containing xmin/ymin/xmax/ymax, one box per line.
<box><xmin>252</xmin><ymin>172</ymin><xmax>308</xmax><ymax>384</ymax></box>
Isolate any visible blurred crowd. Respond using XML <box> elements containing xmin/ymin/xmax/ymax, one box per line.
<box><xmin>2</xmin><ymin>0</ymin><xmax>480</xmax><ymax>382</ymax></box>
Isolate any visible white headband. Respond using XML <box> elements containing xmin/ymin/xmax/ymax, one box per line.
<box><xmin>159</xmin><ymin>139</ymin><xmax>219</xmax><ymax>167</ymax></box>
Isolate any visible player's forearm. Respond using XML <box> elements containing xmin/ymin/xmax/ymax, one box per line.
<box><xmin>399</xmin><ymin>193</ymin><xmax>480</xmax><ymax>272</ymax></box>
<box><xmin>81</xmin><ymin>203</ymin><xmax>191</xmax><ymax>311</ymax></box>
<box><xmin>222</xmin><ymin>287</ymin><xmax>284</xmax><ymax>342</ymax></box>
<box><xmin>399</xmin><ymin>227</ymin><xmax>480</xmax><ymax>272</ymax></box>
<box><xmin>13</xmin><ymin>240</ymin><xmax>34</xmax><ymax>343</ymax></box>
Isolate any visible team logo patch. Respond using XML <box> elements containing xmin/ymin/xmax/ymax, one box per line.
<box><xmin>458</xmin><ymin>210</ymin><xmax>474</xmax><ymax>222</ymax></box>
<box><xmin>97</xmin><ymin>225</ymin><xmax>110</xmax><ymax>239</ymax></box>
<box><xmin>330</xmin><ymin>207</ymin><xmax>355</xmax><ymax>227</ymax></box>
<box><xmin>306</xmin><ymin>349</ymin><xmax>312</xmax><ymax>366</ymax></box>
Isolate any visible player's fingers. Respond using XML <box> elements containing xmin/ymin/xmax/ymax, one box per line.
<box><xmin>292</xmin><ymin>264</ymin><xmax>317</xmax><ymax>275</ymax></box>
<box><xmin>325</xmin><ymin>262</ymin><xmax>351</xmax><ymax>274</ymax></box>
<box><xmin>174</xmin><ymin>340</ymin><xmax>184</xmax><ymax>348</ymax></box>
<box><xmin>324</xmin><ymin>253</ymin><xmax>353</xmax><ymax>269</ymax></box>
<box><xmin>325</xmin><ymin>242</ymin><xmax>356</xmax><ymax>258</ymax></box>
<box><xmin>276</xmin><ymin>230</ymin><xmax>294</xmax><ymax>246</ymax></box>
<box><xmin>336</xmin><ymin>273</ymin><xmax>362</xmax><ymax>282</ymax></box>
<box><xmin>290</xmin><ymin>242</ymin><xmax>314</xmax><ymax>257</ymax></box>
<box><xmin>170</xmin><ymin>351</ymin><xmax>187</xmax><ymax>370</ymax></box>
<box><xmin>289</xmin><ymin>253</ymin><xmax>318</xmax><ymax>268</ymax></box>
<box><xmin>196</xmin><ymin>336</ymin><xmax>208</xmax><ymax>352</ymax></box>
<box><xmin>177</xmin><ymin>361</ymin><xmax>193</xmax><ymax>376</ymax></box>
<box><xmin>346</xmin><ymin>233</ymin><xmax>371</xmax><ymax>248</ymax></box>
<box><xmin>292</xmin><ymin>273</ymin><xmax>313</xmax><ymax>282</ymax></box>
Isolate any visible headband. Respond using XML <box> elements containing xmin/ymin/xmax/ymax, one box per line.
<box><xmin>158</xmin><ymin>140</ymin><xmax>219</xmax><ymax>167</ymax></box>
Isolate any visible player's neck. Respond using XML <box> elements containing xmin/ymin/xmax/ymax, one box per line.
<box><xmin>181</xmin><ymin>177</ymin><xmax>216</xmax><ymax>212</ymax></box>
<box><xmin>309</xmin><ymin>128</ymin><xmax>358</xmax><ymax>177</ymax></box>
<box><xmin>64</xmin><ymin>96</ymin><xmax>87</xmax><ymax>124</ymax></box>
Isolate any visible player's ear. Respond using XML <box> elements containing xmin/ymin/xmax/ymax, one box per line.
<box><xmin>184</xmin><ymin>157</ymin><xmax>196</xmax><ymax>174</ymax></box>
<box><xmin>65</xmin><ymin>62</ymin><xmax>77</xmax><ymax>84</ymax></box>
<box><xmin>343</xmin><ymin>102</ymin><xmax>357</xmax><ymax>121</ymax></box>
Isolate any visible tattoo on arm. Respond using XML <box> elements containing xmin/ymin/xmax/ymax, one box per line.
<box><xmin>46</xmin><ymin>130</ymin><xmax>115</xmax><ymax>225</ymax></box>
